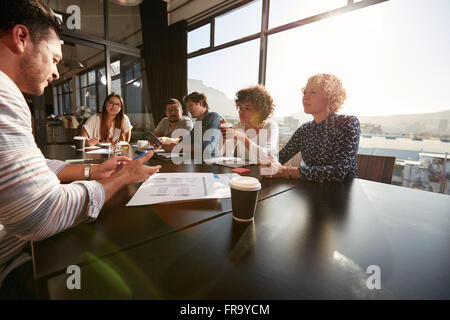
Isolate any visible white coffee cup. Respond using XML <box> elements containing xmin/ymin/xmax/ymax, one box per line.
<box><xmin>137</xmin><ymin>140</ymin><xmax>149</xmax><ymax>150</ymax></box>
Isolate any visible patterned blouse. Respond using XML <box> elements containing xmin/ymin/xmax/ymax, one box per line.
<box><xmin>278</xmin><ymin>113</ymin><xmax>361</xmax><ymax>182</ymax></box>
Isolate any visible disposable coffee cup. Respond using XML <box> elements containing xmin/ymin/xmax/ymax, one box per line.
<box><xmin>229</xmin><ymin>176</ymin><xmax>261</xmax><ymax>222</ymax></box>
<box><xmin>73</xmin><ymin>136</ymin><xmax>86</xmax><ymax>151</ymax></box>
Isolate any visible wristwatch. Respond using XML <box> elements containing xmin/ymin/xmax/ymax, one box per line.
<box><xmin>84</xmin><ymin>164</ymin><xmax>91</xmax><ymax>180</ymax></box>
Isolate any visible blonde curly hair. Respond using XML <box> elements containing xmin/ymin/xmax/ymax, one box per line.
<box><xmin>302</xmin><ymin>74</ymin><xmax>347</xmax><ymax>113</ymax></box>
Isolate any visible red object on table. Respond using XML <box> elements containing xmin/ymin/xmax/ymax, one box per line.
<box><xmin>232</xmin><ymin>168</ymin><xmax>251</xmax><ymax>174</ymax></box>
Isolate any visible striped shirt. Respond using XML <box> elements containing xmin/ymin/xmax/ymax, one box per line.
<box><xmin>0</xmin><ymin>70</ymin><xmax>105</xmax><ymax>287</ymax></box>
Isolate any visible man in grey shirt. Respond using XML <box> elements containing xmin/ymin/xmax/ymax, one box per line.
<box><xmin>153</xmin><ymin>98</ymin><xmax>193</xmax><ymax>143</ymax></box>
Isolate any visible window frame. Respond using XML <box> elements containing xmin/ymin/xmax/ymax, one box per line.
<box><xmin>187</xmin><ymin>0</ymin><xmax>388</xmax><ymax>84</ymax></box>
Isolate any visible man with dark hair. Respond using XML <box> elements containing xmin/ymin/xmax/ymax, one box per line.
<box><xmin>0</xmin><ymin>0</ymin><xmax>160</xmax><ymax>299</ymax></box>
<box><xmin>153</xmin><ymin>98</ymin><xmax>193</xmax><ymax>143</ymax></box>
<box><xmin>160</xmin><ymin>92</ymin><xmax>224</xmax><ymax>157</ymax></box>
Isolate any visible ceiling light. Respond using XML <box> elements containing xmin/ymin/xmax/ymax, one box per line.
<box><xmin>110</xmin><ymin>0</ymin><xmax>143</xmax><ymax>6</ymax></box>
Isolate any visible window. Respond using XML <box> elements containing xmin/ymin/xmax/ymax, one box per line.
<box><xmin>188</xmin><ymin>24</ymin><xmax>211</xmax><ymax>53</ymax></box>
<box><xmin>79</xmin><ymin>69</ymin><xmax>98</xmax><ymax>114</ymax></box>
<box><xmin>187</xmin><ymin>0</ymin><xmax>450</xmax><ymax>194</ymax></box>
<box><xmin>53</xmin><ymin>79</ymin><xmax>72</xmax><ymax>115</ymax></box>
<box><xmin>188</xmin><ymin>39</ymin><xmax>260</xmax><ymax>122</ymax></box>
<box><xmin>215</xmin><ymin>0</ymin><xmax>262</xmax><ymax>45</ymax></box>
<box><xmin>110</xmin><ymin>53</ymin><xmax>151</xmax><ymax>131</ymax></box>
<box><xmin>269</xmin><ymin>0</ymin><xmax>347</xmax><ymax>29</ymax></box>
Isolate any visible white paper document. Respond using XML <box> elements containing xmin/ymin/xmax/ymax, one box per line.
<box><xmin>126</xmin><ymin>172</ymin><xmax>238</xmax><ymax>206</ymax></box>
<box><xmin>86</xmin><ymin>148</ymin><xmax>110</xmax><ymax>154</ymax></box>
<box><xmin>70</xmin><ymin>145</ymin><xmax>100</xmax><ymax>150</ymax></box>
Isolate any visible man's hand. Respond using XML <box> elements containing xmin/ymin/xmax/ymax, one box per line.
<box><xmin>117</xmin><ymin>151</ymin><xmax>161</xmax><ymax>184</ymax></box>
<box><xmin>90</xmin><ymin>156</ymin><xmax>131</xmax><ymax>180</ymax></box>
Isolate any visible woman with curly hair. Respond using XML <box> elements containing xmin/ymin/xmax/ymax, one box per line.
<box><xmin>221</xmin><ymin>84</ymin><xmax>279</xmax><ymax>163</ymax></box>
<box><xmin>260</xmin><ymin>73</ymin><xmax>360</xmax><ymax>182</ymax></box>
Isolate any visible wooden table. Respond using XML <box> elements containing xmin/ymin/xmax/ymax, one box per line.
<box><xmin>34</xmin><ymin>145</ymin><xmax>450</xmax><ymax>299</ymax></box>
<box><xmin>33</xmin><ymin>145</ymin><xmax>298</xmax><ymax>279</ymax></box>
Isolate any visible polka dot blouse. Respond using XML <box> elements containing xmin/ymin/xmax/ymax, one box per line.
<box><xmin>278</xmin><ymin>113</ymin><xmax>361</xmax><ymax>182</ymax></box>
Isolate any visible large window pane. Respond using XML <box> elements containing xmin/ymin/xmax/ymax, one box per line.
<box><xmin>63</xmin><ymin>93</ymin><xmax>72</xmax><ymax>114</ymax></box>
<box><xmin>188</xmin><ymin>39</ymin><xmax>260</xmax><ymax>122</ymax></box>
<box><xmin>125</xmin><ymin>80</ymin><xmax>142</xmax><ymax>114</ymax></box>
<box><xmin>98</xmin><ymin>84</ymin><xmax>106</xmax><ymax>109</ymax></box>
<box><xmin>111</xmin><ymin>60</ymin><xmax>121</xmax><ymax>76</ymax></box>
<box><xmin>80</xmin><ymin>74</ymin><xmax>87</xmax><ymax>87</ymax></box>
<box><xmin>215</xmin><ymin>0</ymin><xmax>262</xmax><ymax>46</ymax></box>
<box><xmin>88</xmin><ymin>70</ymin><xmax>96</xmax><ymax>85</ymax></box>
<box><xmin>266</xmin><ymin>0</ymin><xmax>450</xmax><ymax>194</ymax></box>
<box><xmin>111</xmin><ymin>78</ymin><xmax>122</xmax><ymax>96</ymax></box>
<box><xmin>110</xmin><ymin>52</ymin><xmax>150</xmax><ymax>138</ymax></box>
<box><xmin>188</xmin><ymin>24</ymin><xmax>210</xmax><ymax>53</ymax></box>
<box><xmin>269</xmin><ymin>0</ymin><xmax>347</xmax><ymax>29</ymax></box>
<box><xmin>85</xmin><ymin>85</ymin><xmax>97</xmax><ymax>111</ymax></box>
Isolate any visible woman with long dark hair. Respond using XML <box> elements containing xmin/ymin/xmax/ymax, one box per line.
<box><xmin>81</xmin><ymin>93</ymin><xmax>133</xmax><ymax>146</ymax></box>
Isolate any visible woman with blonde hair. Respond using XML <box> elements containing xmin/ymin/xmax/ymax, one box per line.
<box><xmin>81</xmin><ymin>93</ymin><xmax>133</xmax><ymax>146</ymax></box>
<box><xmin>260</xmin><ymin>73</ymin><xmax>360</xmax><ymax>182</ymax></box>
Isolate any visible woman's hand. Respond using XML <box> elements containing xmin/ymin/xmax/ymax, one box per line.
<box><xmin>158</xmin><ymin>137</ymin><xmax>179</xmax><ymax>145</ymax></box>
<box><xmin>259</xmin><ymin>153</ymin><xmax>288</xmax><ymax>178</ymax></box>
<box><xmin>86</xmin><ymin>137</ymin><xmax>99</xmax><ymax>146</ymax></box>
<box><xmin>90</xmin><ymin>156</ymin><xmax>131</xmax><ymax>180</ymax></box>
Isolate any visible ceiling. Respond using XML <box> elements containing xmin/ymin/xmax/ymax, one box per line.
<box><xmin>53</xmin><ymin>0</ymin><xmax>235</xmax><ymax>80</ymax></box>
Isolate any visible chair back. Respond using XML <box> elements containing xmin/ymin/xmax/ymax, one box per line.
<box><xmin>357</xmin><ymin>154</ymin><xmax>396</xmax><ymax>184</ymax></box>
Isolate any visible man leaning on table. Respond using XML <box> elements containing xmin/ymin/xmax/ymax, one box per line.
<box><xmin>0</xmin><ymin>0</ymin><xmax>161</xmax><ymax>299</ymax></box>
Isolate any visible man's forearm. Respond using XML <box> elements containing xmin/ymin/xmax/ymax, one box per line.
<box><xmin>57</xmin><ymin>164</ymin><xmax>89</xmax><ymax>182</ymax></box>
<box><xmin>97</xmin><ymin>173</ymin><xmax>128</xmax><ymax>202</ymax></box>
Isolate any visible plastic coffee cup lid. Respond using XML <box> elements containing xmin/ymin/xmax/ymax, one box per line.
<box><xmin>73</xmin><ymin>136</ymin><xmax>85</xmax><ymax>140</ymax></box>
<box><xmin>229</xmin><ymin>176</ymin><xmax>261</xmax><ymax>191</ymax></box>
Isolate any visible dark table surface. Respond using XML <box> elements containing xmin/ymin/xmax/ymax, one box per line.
<box><xmin>32</xmin><ymin>144</ymin><xmax>298</xmax><ymax>279</ymax></box>
<box><xmin>44</xmin><ymin>177</ymin><xmax>450</xmax><ymax>299</ymax></box>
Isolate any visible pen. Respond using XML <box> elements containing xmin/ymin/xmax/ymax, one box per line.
<box><xmin>120</xmin><ymin>151</ymin><xmax>149</xmax><ymax>169</ymax></box>
<box><xmin>132</xmin><ymin>151</ymin><xmax>147</xmax><ymax>161</ymax></box>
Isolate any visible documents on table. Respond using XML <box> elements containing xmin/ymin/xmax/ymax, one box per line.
<box><xmin>69</xmin><ymin>145</ymin><xmax>100</xmax><ymax>150</ymax></box>
<box><xmin>204</xmin><ymin>156</ymin><xmax>252</xmax><ymax>168</ymax></box>
<box><xmin>126</xmin><ymin>172</ymin><xmax>238</xmax><ymax>206</ymax></box>
<box><xmin>203</xmin><ymin>156</ymin><xmax>245</xmax><ymax>165</ymax></box>
<box><xmin>85</xmin><ymin>148</ymin><xmax>110</xmax><ymax>154</ymax></box>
